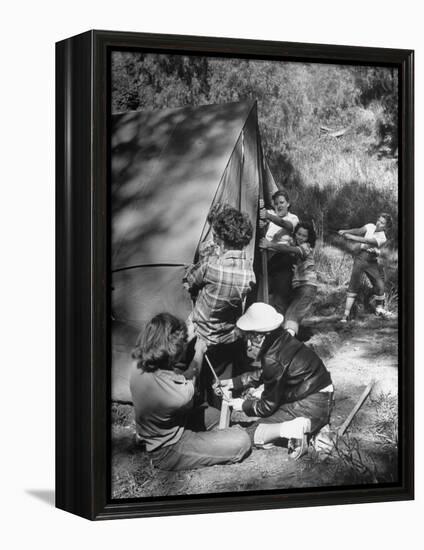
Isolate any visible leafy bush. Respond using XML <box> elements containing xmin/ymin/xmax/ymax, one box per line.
<box><xmin>112</xmin><ymin>53</ymin><xmax>399</xmax><ymax>286</ymax></box>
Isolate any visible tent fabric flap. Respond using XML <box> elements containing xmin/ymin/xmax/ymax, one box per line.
<box><xmin>111</xmin><ymin>101</ymin><xmax>256</xmax><ymax>270</ymax></box>
<box><xmin>112</xmin><ymin>265</ymin><xmax>193</xmax><ymax>325</ymax></box>
<box><xmin>197</xmin><ymin>104</ymin><xmax>260</xmax><ymax>262</ymax></box>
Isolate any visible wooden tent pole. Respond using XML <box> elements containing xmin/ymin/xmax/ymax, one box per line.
<box><xmin>256</xmin><ymin>106</ymin><xmax>269</xmax><ymax>304</ymax></box>
<box><xmin>261</xmin><ymin>250</ymin><xmax>269</xmax><ymax>303</ymax></box>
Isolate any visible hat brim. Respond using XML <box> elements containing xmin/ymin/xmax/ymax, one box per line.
<box><xmin>236</xmin><ymin>313</ymin><xmax>284</xmax><ymax>333</ymax></box>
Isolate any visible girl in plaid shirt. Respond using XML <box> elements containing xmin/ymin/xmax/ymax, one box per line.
<box><xmin>184</xmin><ymin>206</ymin><xmax>255</xmax><ymax>405</ymax></box>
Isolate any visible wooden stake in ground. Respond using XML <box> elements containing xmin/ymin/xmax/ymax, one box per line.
<box><xmin>204</xmin><ymin>353</ymin><xmax>232</xmax><ymax>430</ymax></box>
<box><xmin>337</xmin><ymin>380</ymin><xmax>374</xmax><ymax>436</ymax></box>
<box><xmin>219</xmin><ymin>388</ymin><xmax>232</xmax><ymax>430</ymax></box>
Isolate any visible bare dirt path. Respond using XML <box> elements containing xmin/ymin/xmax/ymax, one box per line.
<box><xmin>111</xmin><ymin>316</ymin><xmax>398</xmax><ymax>499</ymax></box>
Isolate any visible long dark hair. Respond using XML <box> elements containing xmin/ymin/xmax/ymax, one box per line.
<box><xmin>132</xmin><ymin>313</ymin><xmax>187</xmax><ymax>372</ymax></box>
<box><xmin>294</xmin><ymin>221</ymin><xmax>317</xmax><ymax>248</ymax></box>
<box><xmin>379</xmin><ymin>212</ymin><xmax>393</xmax><ymax>229</ymax></box>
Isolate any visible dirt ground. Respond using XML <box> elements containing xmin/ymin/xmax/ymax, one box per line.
<box><xmin>111</xmin><ymin>314</ymin><xmax>398</xmax><ymax>499</ymax></box>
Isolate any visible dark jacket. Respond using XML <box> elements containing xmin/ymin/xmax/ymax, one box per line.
<box><xmin>237</xmin><ymin>329</ymin><xmax>332</xmax><ymax>417</ymax></box>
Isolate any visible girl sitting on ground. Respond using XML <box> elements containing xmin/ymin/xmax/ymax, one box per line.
<box><xmin>130</xmin><ymin>313</ymin><xmax>251</xmax><ymax>471</ymax></box>
<box><xmin>260</xmin><ymin>221</ymin><xmax>317</xmax><ymax>336</ymax></box>
<box><xmin>338</xmin><ymin>212</ymin><xmax>393</xmax><ymax>322</ymax></box>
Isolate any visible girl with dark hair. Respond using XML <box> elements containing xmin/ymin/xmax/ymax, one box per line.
<box><xmin>262</xmin><ymin>190</ymin><xmax>299</xmax><ymax>242</ymax></box>
<box><xmin>338</xmin><ymin>213</ymin><xmax>394</xmax><ymax>322</ymax></box>
<box><xmin>130</xmin><ymin>313</ymin><xmax>251</xmax><ymax>471</ymax></box>
<box><xmin>260</xmin><ymin>222</ymin><xmax>318</xmax><ymax>336</ymax></box>
<box><xmin>212</xmin><ymin>206</ymin><xmax>253</xmax><ymax>250</ymax></box>
<box><xmin>184</xmin><ymin>205</ymin><xmax>255</xmax><ymax>407</ymax></box>
<box><xmin>259</xmin><ymin>190</ymin><xmax>299</xmax><ymax>315</ymax></box>
<box><xmin>197</xmin><ymin>202</ymin><xmax>233</xmax><ymax>261</ymax></box>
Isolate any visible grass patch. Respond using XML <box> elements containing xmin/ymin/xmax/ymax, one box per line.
<box><xmin>315</xmin><ymin>241</ymin><xmax>353</xmax><ymax>286</ymax></box>
<box><xmin>111</xmin><ymin>403</ymin><xmax>134</xmax><ymax>427</ymax></box>
<box><xmin>370</xmin><ymin>391</ymin><xmax>398</xmax><ymax>446</ymax></box>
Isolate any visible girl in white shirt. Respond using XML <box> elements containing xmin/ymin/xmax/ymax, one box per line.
<box><xmin>259</xmin><ymin>190</ymin><xmax>299</xmax><ymax>314</ymax></box>
<box><xmin>338</xmin><ymin>213</ymin><xmax>393</xmax><ymax>322</ymax></box>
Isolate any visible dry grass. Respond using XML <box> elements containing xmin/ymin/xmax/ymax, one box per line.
<box><xmin>329</xmin><ymin>434</ymin><xmax>379</xmax><ymax>483</ymax></box>
<box><xmin>312</xmin><ymin>391</ymin><xmax>399</xmax><ymax>484</ymax></box>
<box><xmin>315</xmin><ymin>241</ymin><xmax>353</xmax><ymax>286</ymax></box>
<box><xmin>370</xmin><ymin>391</ymin><xmax>398</xmax><ymax>446</ymax></box>
<box><xmin>291</xmin><ymin>133</ymin><xmax>398</xmax><ymax>195</ymax></box>
<box><xmin>287</xmin><ymin>125</ymin><xmax>398</xmax><ymax>242</ymax></box>
<box><xmin>309</xmin><ymin>424</ymin><xmax>397</xmax><ymax>485</ymax></box>
<box><xmin>111</xmin><ymin>403</ymin><xmax>134</xmax><ymax>427</ymax></box>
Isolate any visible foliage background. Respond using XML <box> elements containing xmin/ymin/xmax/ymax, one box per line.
<box><xmin>112</xmin><ymin>53</ymin><xmax>398</xmax><ymax>240</ymax></box>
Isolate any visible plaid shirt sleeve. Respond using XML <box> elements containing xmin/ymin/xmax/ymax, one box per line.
<box><xmin>184</xmin><ymin>260</ymin><xmax>209</xmax><ymax>292</ymax></box>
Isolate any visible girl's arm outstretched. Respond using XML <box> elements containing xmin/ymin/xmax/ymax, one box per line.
<box><xmin>259</xmin><ymin>238</ymin><xmax>302</xmax><ymax>256</ymax></box>
<box><xmin>266</xmin><ymin>211</ymin><xmax>296</xmax><ymax>232</ymax></box>
<box><xmin>343</xmin><ymin>233</ymin><xmax>381</xmax><ymax>246</ymax></box>
<box><xmin>338</xmin><ymin>226</ymin><xmax>367</xmax><ymax>236</ymax></box>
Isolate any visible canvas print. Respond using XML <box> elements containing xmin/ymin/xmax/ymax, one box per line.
<box><xmin>110</xmin><ymin>52</ymin><xmax>399</xmax><ymax>499</ymax></box>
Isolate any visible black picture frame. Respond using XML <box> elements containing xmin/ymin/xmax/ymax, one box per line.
<box><xmin>56</xmin><ymin>30</ymin><xmax>414</xmax><ymax>520</ymax></box>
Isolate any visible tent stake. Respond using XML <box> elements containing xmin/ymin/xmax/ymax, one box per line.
<box><xmin>337</xmin><ymin>381</ymin><xmax>374</xmax><ymax>437</ymax></box>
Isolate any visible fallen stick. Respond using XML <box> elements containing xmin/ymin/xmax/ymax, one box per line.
<box><xmin>337</xmin><ymin>381</ymin><xmax>374</xmax><ymax>437</ymax></box>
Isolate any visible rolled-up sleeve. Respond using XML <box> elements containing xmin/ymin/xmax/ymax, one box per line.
<box><xmin>286</xmin><ymin>213</ymin><xmax>299</xmax><ymax>230</ymax></box>
<box><xmin>184</xmin><ymin>260</ymin><xmax>208</xmax><ymax>291</ymax></box>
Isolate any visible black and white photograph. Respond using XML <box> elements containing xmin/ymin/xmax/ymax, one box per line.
<box><xmin>110</xmin><ymin>51</ymin><xmax>401</xmax><ymax>499</ymax></box>
<box><xmin>2</xmin><ymin>0</ymin><xmax>422</xmax><ymax>541</ymax></box>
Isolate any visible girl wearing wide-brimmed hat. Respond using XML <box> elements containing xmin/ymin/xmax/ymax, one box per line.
<box><xmin>221</xmin><ymin>303</ymin><xmax>334</xmax><ymax>459</ymax></box>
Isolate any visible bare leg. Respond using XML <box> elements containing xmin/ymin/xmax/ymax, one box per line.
<box><xmin>342</xmin><ymin>292</ymin><xmax>356</xmax><ymax>322</ymax></box>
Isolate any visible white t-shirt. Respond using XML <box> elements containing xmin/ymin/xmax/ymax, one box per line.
<box><xmin>265</xmin><ymin>210</ymin><xmax>299</xmax><ymax>243</ymax></box>
<box><xmin>361</xmin><ymin>223</ymin><xmax>387</xmax><ymax>250</ymax></box>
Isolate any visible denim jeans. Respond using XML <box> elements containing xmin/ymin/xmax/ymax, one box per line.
<box><xmin>151</xmin><ymin>405</ymin><xmax>251</xmax><ymax>471</ymax></box>
<box><xmin>246</xmin><ymin>390</ymin><xmax>334</xmax><ymax>444</ymax></box>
